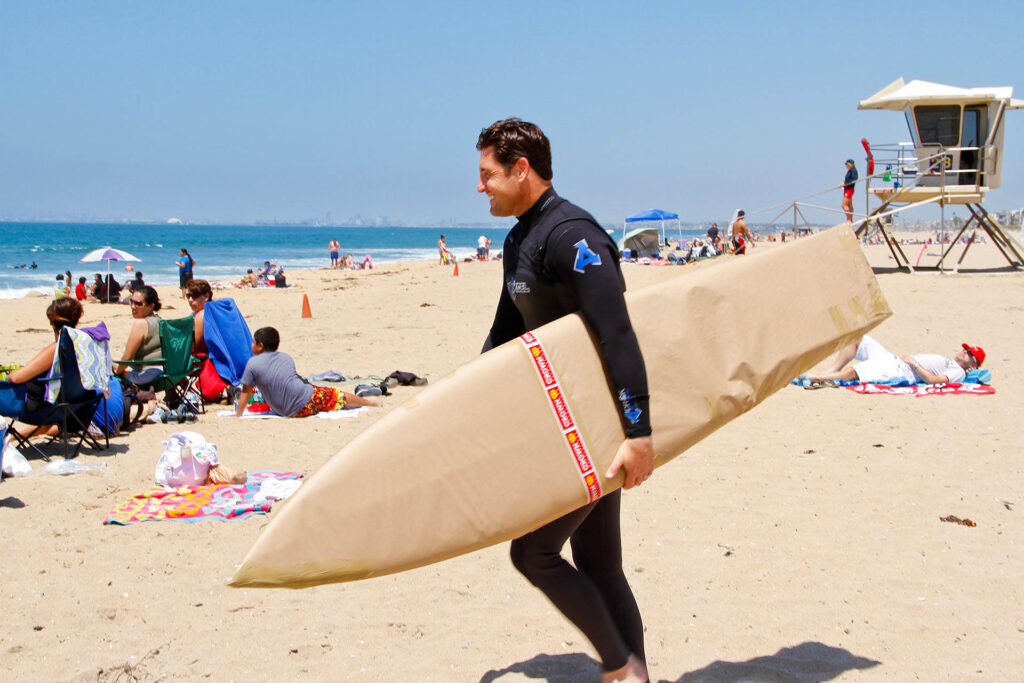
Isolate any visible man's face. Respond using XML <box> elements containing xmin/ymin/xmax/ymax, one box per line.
<box><xmin>955</xmin><ymin>347</ymin><xmax>978</xmax><ymax>370</ymax></box>
<box><xmin>478</xmin><ymin>147</ymin><xmax>523</xmax><ymax>217</ymax></box>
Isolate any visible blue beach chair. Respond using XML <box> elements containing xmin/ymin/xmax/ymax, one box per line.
<box><xmin>0</xmin><ymin>329</ymin><xmax>109</xmax><ymax>459</ymax></box>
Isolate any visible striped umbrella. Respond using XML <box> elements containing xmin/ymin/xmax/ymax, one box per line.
<box><xmin>80</xmin><ymin>246</ymin><xmax>141</xmax><ymax>302</ymax></box>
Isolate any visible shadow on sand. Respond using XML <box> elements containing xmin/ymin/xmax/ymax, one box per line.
<box><xmin>480</xmin><ymin>642</ymin><xmax>880</xmax><ymax>682</ymax></box>
<box><xmin>672</xmin><ymin>642</ymin><xmax>880</xmax><ymax>682</ymax></box>
<box><xmin>480</xmin><ymin>653</ymin><xmax>601</xmax><ymax>682</ymax></box>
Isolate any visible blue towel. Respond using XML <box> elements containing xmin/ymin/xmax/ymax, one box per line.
<box><xmin>793</xmin><ymin>368</ymin><xmax>992</xmax><ymax>387</ymax></box>
<box><xmin>203</xmin><ymin>299</ymin><xmax>254</xmax><ymax>386</ymax></box>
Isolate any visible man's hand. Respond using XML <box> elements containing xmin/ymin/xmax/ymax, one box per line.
<box><xmin>605</xmin><ymin>436</ymin><xmax>655</xmax><ymax>489</ymax></box>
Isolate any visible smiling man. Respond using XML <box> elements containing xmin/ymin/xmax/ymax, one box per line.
<box><xmin>477</xmin><ymin>118</ymin><xmax>653</xmax><ymax>683</ymax></box>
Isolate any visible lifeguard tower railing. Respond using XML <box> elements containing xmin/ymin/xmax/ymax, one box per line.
<box><xmin>748</xmin><ymin>145</ymin><xmax>1023</xmax><ymax>272</ymax></box>
<box><xmin>854</xmin><ymin>142</ymin><xmax>1023</xmax><ymax>271</ymax></box>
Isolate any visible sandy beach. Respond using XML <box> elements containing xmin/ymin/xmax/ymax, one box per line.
<box><xmin>2</xmin><ymin>233</ymin><xmax>1022</xmax><ymax>681</ymax></box>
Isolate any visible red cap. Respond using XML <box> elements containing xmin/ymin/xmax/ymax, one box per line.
<box><xmin>962</xmin><ymin>343</ymin><xmax>985</xmax><ymax>367</ymax></box>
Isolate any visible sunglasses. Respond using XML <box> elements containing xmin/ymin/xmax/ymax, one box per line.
<box><xmin>130</xmin><ymin>299</ymin><xmax>147</xmax><ymax>306</ymax></box>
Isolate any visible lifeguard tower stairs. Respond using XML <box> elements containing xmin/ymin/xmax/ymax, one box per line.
<box><xmin>856</xmin><ymin>78</ymin><xmax>1024</xmax><ymax>272</ymax></box>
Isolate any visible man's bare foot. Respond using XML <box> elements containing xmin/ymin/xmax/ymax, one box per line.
<box><xmin>601</xmin><ymin>654</ymin><xmax>648</xmax><ymax>683</ymax></box>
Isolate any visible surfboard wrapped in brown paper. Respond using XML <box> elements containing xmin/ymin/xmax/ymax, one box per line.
<box><xmin>229</xmin><ymin>224</ymin><xmax>890</xmax><ymax>588</ymax></box>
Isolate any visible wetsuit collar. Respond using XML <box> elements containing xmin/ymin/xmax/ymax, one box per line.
<box><xmin>516</xmin><ymin>187</ymin><xmax>559</xmax><ymax>229</ymax></box>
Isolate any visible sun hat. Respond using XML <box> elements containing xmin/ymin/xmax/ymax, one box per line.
<box><xmin>962</xmin><ymin>343</ymin><xmax>985</xmax><ymax>366</ymax></box>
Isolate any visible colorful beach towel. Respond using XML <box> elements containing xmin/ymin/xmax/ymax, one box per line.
<box><xmin>844</xmin><ymin>382</ymin><xmax>995</xmax><ymax>397</ymax></box>
<box><xmin>104</xmin><ymin>470</ymin><xmax>303</xmax><ymax>525</ymax></box>
<box><xmin>216</xmin><ymin>406</ymin><xmax>366</xmax><ymax>420</ymax></box>
<box><xmin>792</xmin><ymin>369</ymin><xmax>993</xmax><ymax>397</ymax></box>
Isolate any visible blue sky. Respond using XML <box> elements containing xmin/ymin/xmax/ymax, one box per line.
<box><xmin>2</xmin><ymin>1</ymin><xmax>1022</xmax><ymax>225</ymax></box>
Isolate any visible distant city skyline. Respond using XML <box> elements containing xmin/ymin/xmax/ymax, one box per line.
<box><xmin>3</xmin><ymin>2</ymin><xmax>1023</xmax><ymax>227</ymax></box>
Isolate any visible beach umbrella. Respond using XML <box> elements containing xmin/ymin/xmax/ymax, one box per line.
<box><xmin>80</xmin><ymin>246</ymin><xmax>141</xmax><ymax>302</ymax></box>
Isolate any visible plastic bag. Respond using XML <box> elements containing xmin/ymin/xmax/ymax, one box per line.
<box><xmin>44</xmin><ymin>459</ymin><xmax>106</xmax><ymax>476</ymax></box>
<box><xmin>2</xmin><ymin>443</ymin><xmax>34</xmax><ymax>478</ymax></box>
<box><xmin>156</xmin><ymin>431</ymin><xmax>219</xmax><ymax>487</ymax></box>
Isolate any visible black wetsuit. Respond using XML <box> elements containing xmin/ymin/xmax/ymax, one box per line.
<box><xmin>483</xmin><ymin>188</ymin><xmax>649</xmax><ymax>671</ymax></box>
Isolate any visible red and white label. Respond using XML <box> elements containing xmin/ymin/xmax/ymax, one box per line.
<box><xmin>519</xmin><ymin>334</ymin><xmax>602</xmax><ymax>502</ymax></box>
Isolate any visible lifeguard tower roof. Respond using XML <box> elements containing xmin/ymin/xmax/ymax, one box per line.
<box><xmin>859</xmin><ymin>78</ymin><xmax>1024</xmax><ymax>111</ymax></box>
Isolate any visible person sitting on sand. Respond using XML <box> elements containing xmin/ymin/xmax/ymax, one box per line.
<box><xmin>257</xmin><ymin>261</ymin><xmax>274</xmax><ymax>285</ymax></box>
<box><xmin>185</xmin><ymin>279</ymin><xmax>214</xmax><ymax>353</ymax></box>
<box><xmin>4</xmin><ymin>298</ymin><xmax>85</xmax><ymax>440</ymax></box>
<box><xmin>186</xmin><ymin>278</ymin><xmax>234</xmax><ymax>402</ymax></box>
<box><xmin>113</xmin><ymin>285</ymin><xmax>163</xmax><ymax>385</ymax></box>
<box><xmin>237</xmin><ymin>269</ymin><xmax>257</xmax><ymax>288</ymax></box>
<box><xmin>74</xmin><ymin>276</ymin><xmax>91</xmax><ymax>302</ymax></box>
<box><xmin>233</xmin><ymin>327</ymin><xmax>376</xmax><ymax>418</ymax></box>
<box><xmin>804</xmin><ymin>334</ymin><xmax>984</xmax><ymax>387</ymax></box>
<box><xmin>128</xmin><ymin>272</ymin><xmax>146</xmax><ymax>293</ymax></box>
<box><xmin>53</xmin><ymin>273</ymin><xmax>70</xmax><ymax>300</ymax></box>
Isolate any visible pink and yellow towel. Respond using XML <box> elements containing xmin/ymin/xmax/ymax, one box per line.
<box><xmin>105</xmin><ymin>470</ymin><xmax>303</xmax><ymax>525</ymax></box>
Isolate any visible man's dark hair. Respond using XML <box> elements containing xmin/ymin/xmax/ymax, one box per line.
<box><xmin>476</xmin><ymin>118</ymin><xmax>553</xmax><ymax>181</ymax></box>
<box><xmin>254</xmin><ymin>326</ymin><xmax>280</xmax><ymax>351</ymax></box>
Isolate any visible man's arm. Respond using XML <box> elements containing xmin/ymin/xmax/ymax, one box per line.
<box><xmin>233</xmin><ymin>385</ymin><xmax>256</xmax><ymax>417</ymax></box>
<box><xmin>901</xmin><ymin>355</ymin><xmax>949</xmax><ymax>384</ymax></box>
<box><xmin>548</xmin><ymin>223</ymin><xmax>655</xmax><ymax>487</ymax></box>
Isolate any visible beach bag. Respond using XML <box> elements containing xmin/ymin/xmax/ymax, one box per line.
<box><xmin>198</xmin><ymin>357</ymin><xmax>228</xmax><ymax>401</ymax></box>
<box><xmin>155</xmin><ymin>431</ymin><xmax>219</xmax><ymax>487</ymax></box>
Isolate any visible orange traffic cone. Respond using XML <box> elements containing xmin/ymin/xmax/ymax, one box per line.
<box><xmin>301</xmin><ymin>294</ymin><xmax>312</xmax><ymax>318</ymax></box>
<box><xmin>453</xmin><ymin>261</ymin><xmax>459</xmax><ymax>277</ymax></box>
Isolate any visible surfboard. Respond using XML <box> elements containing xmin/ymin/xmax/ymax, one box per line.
<box><xmin>229</xmin><ymin>225</ymin><xmax>890</xmax><ymax>588</ymax></box>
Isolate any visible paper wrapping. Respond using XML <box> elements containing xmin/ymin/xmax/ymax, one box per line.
<box><xmin>230</xmin><ymin>225</ymin><xmax>890</xmax><ymax>588</ymax></box>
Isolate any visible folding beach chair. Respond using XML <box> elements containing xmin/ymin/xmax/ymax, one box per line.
<box><xmin>0</xmin><ymin>329</ymin><xmax>109</xmax><ymax>460</ymax></box>
<box><xmin>121</xmin><ymin>317</ymin><xmax>204</xmax><ymax>414</ymax></box>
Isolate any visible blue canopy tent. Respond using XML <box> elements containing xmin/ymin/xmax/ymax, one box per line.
<box><xmin>619</xmin><ymin>209</ymin><xmax>681</xmax><ymax>258</ymax></box>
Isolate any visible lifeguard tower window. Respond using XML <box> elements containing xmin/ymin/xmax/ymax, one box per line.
<box><xmin>914</xmin><ymin>105</ymin><xmax>961</xmax><ymax>146</ymax></box>
<box><xmin>960</xmin><ymin>106</ymin><xmax>986</xmax><ymax>185</ymax></box>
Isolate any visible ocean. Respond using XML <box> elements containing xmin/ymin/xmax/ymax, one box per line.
<box><xmin>0</xmin><ymin>221</ymin><xmax>710</xmax><ymax>299</ymax></box>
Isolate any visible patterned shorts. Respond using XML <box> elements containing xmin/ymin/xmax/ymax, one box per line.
<box><xmin>293</xmin><ymin>386</ymin><xmax>346</xmax><ymax>418</ymax></box>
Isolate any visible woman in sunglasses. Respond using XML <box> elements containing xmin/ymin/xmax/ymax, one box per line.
<box><xmin>114</xmin><ymin>285</ymin><xmax>163</xmax><ymax>385</ymax></box>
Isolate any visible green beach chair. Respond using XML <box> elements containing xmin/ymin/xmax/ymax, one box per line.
<box><xmin>121</xmin><ymin>317</ymin><xmax>204</xmax><ymax>414</ymax></box>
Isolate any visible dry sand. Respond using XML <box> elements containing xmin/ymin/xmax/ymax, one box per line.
<box><xmin>1</xmin><ymin>233</ymin><xmax>1022</xmax><ymax>681</ymax></box>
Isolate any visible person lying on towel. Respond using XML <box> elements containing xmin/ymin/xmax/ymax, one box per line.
<box><xmin>804</xmin><ymin>335</ymin><xmax>984</xmax><ymax>386</ymax></box>
<box><xmin>232</xmin><ymin>326</ymin><xmax>376</xmax><ymax>417</ymax></box>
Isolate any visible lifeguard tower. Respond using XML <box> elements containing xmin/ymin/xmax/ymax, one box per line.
<box><xmin>856</xmin><ymin>78</ymin><xmax>1024</xmax><ymax>271</ymax></box>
